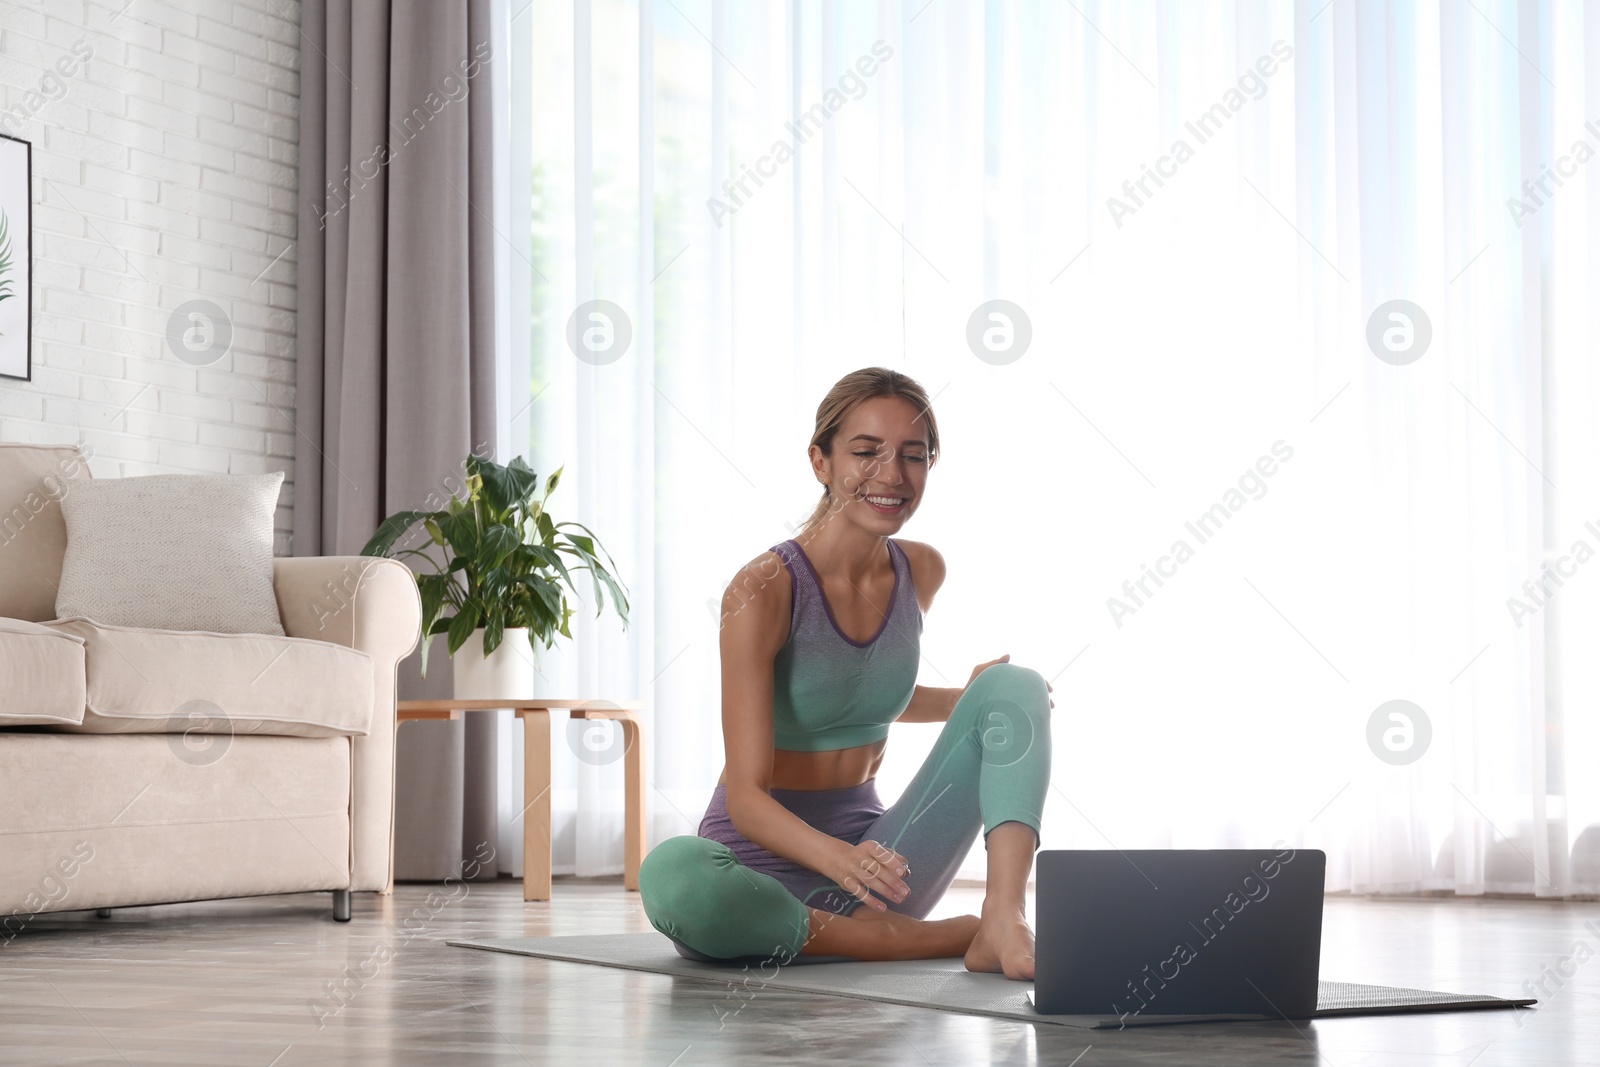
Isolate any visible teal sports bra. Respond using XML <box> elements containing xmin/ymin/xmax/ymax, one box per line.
<box><xmin>768</xmin><ymin>537</ymin><xmax>923</xmax><ymax>752</ymax></box>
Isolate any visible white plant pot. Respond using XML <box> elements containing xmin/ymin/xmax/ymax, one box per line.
<box><xmin>452</xmin><ymin>628</ymin><xmax>535</xmax><ymax>700</ymax></box>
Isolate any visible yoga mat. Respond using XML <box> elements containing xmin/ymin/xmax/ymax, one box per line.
<box><xmin>448</xmin><ymin>932</ymin><xmax>1535</xmax><ymax>1030</ymax></box>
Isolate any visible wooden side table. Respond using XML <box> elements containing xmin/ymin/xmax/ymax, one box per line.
<box><xmin>396</xmin><ymin>698</ymin><xmax>647</xmax><ymax>901</ymax></box>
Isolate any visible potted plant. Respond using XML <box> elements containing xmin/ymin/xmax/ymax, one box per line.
<box><xmin>360</xmin><ymin>454</ymin><xmax>629</xmax><ymax>698</ymax></box>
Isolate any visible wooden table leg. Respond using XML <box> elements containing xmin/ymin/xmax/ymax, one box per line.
<box><xmin>518</xmin><ymin>709</ymin><xmax>552</xmax><ymax>902</ymax></box>
<box><xmin>619</xmin><ymin>712</ymin><xmax>646</xmax><ymax>891</ymax></box>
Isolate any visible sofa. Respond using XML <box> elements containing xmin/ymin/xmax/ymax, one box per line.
<box><xmin>0</xmin><ymin>443</ymin><xmax>421</xmax><ymax>929</ymax></box>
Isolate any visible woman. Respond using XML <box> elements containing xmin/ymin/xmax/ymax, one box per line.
<box><xmin>638</xmin><ymin>367</ymin><xmax>1054</xmax><ymax>980</ymax></box>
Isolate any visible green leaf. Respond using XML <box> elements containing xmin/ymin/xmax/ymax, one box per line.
<box><xmin>475</xmin><ymin>566</ymin><xmax>503</xmax><ymax>599</ymax></box>
<box><xmin>468</xmin><ymin>453</ymin><xmax>517</xmax><ymax>516</ymax></box>
<box><xmin>553</xmin><ymin>539</ymin><xmax>607</xmax><ymax>612</ymax></box>
<box><xmin>446</xmin><ymin>602</ymin><xmax>482</xmax><ymax>656</ymax></box>
<box><xmin>544</xmin><ymin>465</ymin><xmax>563</xmax><ymax>498</ymax></box>
<box><xmin>512</xmin><ymin>577</ymin><xmax>556</xmax><ymax>634</ymax></box>
<box><xmin>507</xmin><ymin>456</ymin><xmax>540</xmax><ymax>506</ymax></box>
<box><xmin>519</xmin><ymin>574</ymin><xmax>562</xmax><ymax>615</ymax></box>
<box><xmin>416</xmin><ymin>573</ymin><xmax>457</xmax><ymax>644</ymax></box>
<box><xmin>525</xmin><ymin>543</ymin><xmax>575</xmax><ymax>588</ymax></box>
<box><xmin>558</xmin><ymin>518</ymin><xmax>627</xmax><ymax>577</ymax></box>
<box><xmin>551</xmin><ymin>524</ymin><xmax>631</xmax><ymax>627</ymax></box>
<box><xmin>483</xmin><ymin>608</ymin><xmax>504</xmax><ymax>656</ymax></box>
<box><xmin>479</xmin><ymin>524</ymin><xmax>521</xmax><ymax>571</ymax></box>
<box><xmin>361</xmin><ymin>510</ymin><xmax>435</xmax><ymax>557</ymax></box>
<box><xmin>589</xmin><ymin>565</ymin><xmax>631</xmax><ymax>624</ymax></box>
<box><xmin>420</xmin><ymin>612</ymin><xmax>455</xmax><ymax>677</ymax></box>
<box><xmin>437</xmin><ymin>511</ymin><xmax>481</xmax><ymax>558</ymax></box>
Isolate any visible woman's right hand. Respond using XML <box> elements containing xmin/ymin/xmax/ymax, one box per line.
<box><xmin>831</xmin><ymin>838</ymin><xmax>911</xmax><ymax>912</ymax></box>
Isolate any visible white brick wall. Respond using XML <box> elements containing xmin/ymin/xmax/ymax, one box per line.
<box><xmin>0</xmin><ymin>0</ymin><xmax>300</xmax><ymax>552</ymax></box>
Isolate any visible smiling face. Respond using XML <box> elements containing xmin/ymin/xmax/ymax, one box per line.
<box><xmin>809</xmin><ymin>394</ymin><xmax>931</xmax><ymax>532</ymax></box>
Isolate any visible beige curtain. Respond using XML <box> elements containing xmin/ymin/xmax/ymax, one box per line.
<box><xmin>294</xmin><ymin>0</ymin><xmax>501</xmax><ymax>880</ymax></box>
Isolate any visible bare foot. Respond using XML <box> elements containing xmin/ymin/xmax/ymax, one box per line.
<box><xmin>963</xmin><ymin>909</ymin><xmax>1036</xmax><ymax>980</ymax></box>
<box><xmin>803</xmin><ymin>905</ymin><xmax>980</xmax><ymax>961</ymax></box>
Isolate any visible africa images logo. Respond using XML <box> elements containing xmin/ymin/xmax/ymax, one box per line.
<box><xmin>1112</xmin><ymin>844</ymin><xmax>1297</xmax><ymax>1027</ymax></box>
<box><xmin>1106</xmin><ymin>40</ymin><xmax>1294</xmax><ymax>228</ymax></box>
<box><xmin>1106</xmin><ymin>441</ymin><xmax>1294</xmax><ymax>627</ymax></box>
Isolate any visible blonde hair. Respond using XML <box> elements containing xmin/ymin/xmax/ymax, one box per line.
<box><xmin>795</xmin><ymin>367</ymin><xmax>941</xmax><ymax>539</ymax></box>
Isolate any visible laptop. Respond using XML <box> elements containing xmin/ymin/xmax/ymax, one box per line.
<box><xmin>1031</xmin><ymin>847</ymin><xmax>1327</xmax><ymax>1021</ymax></box>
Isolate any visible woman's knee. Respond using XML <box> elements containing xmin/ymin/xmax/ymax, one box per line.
<box><xmin>957</xmin><ymin>662</ymin><xmax>1051</xmax><ymax>764</ymax></box>
<box><xmin>638</xmin><ymin>835</ymin><xmax>724</xmax><ymax>932</ymax></box>
<box><xmin>960</xmin><ymin>662</ymin><xmax>1051</xmax><ymax>722</ymax></box>
<box><xmin>638</xmin><ymin>835</ymin><xmax>809</xmax><ymax>960</ymax></box>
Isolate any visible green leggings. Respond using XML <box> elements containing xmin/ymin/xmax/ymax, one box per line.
<box><xmin>638</xmin><ymin>662</ymin><xmax>1052</xmax><ymax>962</ymax></box>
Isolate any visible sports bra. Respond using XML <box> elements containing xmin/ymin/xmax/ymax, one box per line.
<box><xmin>768</xmin><ymin>537</ymin><xmax>923</xmax><ymax>752</ymax></box>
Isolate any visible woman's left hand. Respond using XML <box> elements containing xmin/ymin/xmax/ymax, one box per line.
<box><xmin>966</xmin><ymin>653</ymin><xmax>1054</xmax><ymax>709</ymax></box>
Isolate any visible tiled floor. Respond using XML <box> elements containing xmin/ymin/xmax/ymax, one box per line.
<box><xmin>0</xmin><ymin>879</ymin><xmax>1595</xmax><ymax>1065</ymax></box>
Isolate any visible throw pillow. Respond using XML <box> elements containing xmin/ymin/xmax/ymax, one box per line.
<box><xmin>55</xmin><ymin>471</ymin><xmax>286</xmax><ymax>635</ymax></box>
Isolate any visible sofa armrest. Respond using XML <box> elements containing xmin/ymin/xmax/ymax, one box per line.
<box><xmin>274</xmin><ymin>556</ymin><xmax>421</xmax><ymax>892</ymax></box>
<box><xmin>275</xmin><ymin>556</ymin><xmax>421</xmax><ymax>665</ymax></box>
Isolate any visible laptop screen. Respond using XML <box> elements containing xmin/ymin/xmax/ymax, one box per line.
<box><xmin>1033</xmin><ymin>848</ymin><xmax>1326</xmax><ymax>1019</ymax></box>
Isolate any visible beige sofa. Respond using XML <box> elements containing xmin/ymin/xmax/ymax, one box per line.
<box><xmin>0</xmin><ymin>444</ymin><xmax>421</xmax><ymax>929</ymax></box>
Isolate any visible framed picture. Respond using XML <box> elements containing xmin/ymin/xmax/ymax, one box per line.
<box><xmin>0</xmin><ymin>133</ymin><xmax>30</xmax><ymax>381</ymax></box>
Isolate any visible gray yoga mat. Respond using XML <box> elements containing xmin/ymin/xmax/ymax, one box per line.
<box><xmin>448</xmin><ymin>932</ymin><xmax>1535</xmax><ymax>1030</ymax></box>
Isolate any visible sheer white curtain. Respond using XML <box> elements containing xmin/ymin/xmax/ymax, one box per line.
<box><xmin>496</xmin><ymin>0</ymin><xmax>1599</xmax><ymax>897</ymax></box>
